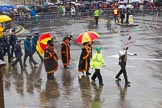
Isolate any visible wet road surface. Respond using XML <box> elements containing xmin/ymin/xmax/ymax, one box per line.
<box><xmin>1</xmin><ymin>17</ymin><xmax>162</xmax><ymax>108</ymax></box>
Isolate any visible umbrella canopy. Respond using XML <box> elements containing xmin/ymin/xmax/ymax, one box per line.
<box><xmin>36</xmin><ymin>33</ymin><xmax>52</xmax><ymax>56</ymax></box>
<box><xmin>76</xmin><ymin>31</ymin><xmax>100</xmax><ymax>44</ymax></box>
<box><xmin>118</xmin><ymin>5</ymin><xmax>126</xmax><ymax>9</ymax></box>
<box><xmin>2</xmin><ymin>11</ymin><xmax>14</xmax><ymax>18</ymax></box>
<box><xmin>126</xmin><ymin>4</ymin><xmax>134</xmax><ymax>9</ymax></box>
<box><xmin>0</xmin><ymin>15</ymin><xmax>12</xmax><ymax>23</ymax></box>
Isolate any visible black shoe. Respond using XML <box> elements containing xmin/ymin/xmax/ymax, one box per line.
<box><xmin>34</xmin><ymin>62</ymin><xmax>38</xmax><ymax>65</ymax></box>
<box><xmin>64</xmin><ymin>66</ymin><xmax>70</xmax><ymax>69</ymax></box>
<box><xmin>99</xmin><ymin>83</ymin><xmax>104</xmax><ymax>86</ymax></box>
<box><xmin>86</xmin><ymin>72</ymin><xmax>91</xmax><ymax>75</ymax></box>
<box><xmin>91</xmin><ymin>78</ymin><xmax>95</xmax><ymax>82</ymax></box>
<box><xmin>115</xmin><ymin>77</ymin><xmax>121</xmax><ymax>81</ymax></box>
<box><xmin>125</xmin><ymin>83</ymin><xmax>131</xmax><ymax>87</ymax></box>
<box><xmin>126</xmin><ymin>81</ymin><xmax>131</xmax><ymax>84</ymax></box>
<box><xmin>11</xmin><ymin>64</ymin><xmax>16</xmax><ymax>68</ymax></box>
<box><xmin>81</xmin><ymin>75</ymin><xmax>86</xmax><ymax>78</ymax></box>
<box><xmin>125</xmin><ymin>82</ymin><xmax>131</xmax><ymax>87</ymax></box>
<box><xmin>24</xmin><ymin>64</ymin><xmax>27</xmax><ymax>67</ymax></box>
<box><xmin>47</xmin><ymin>74</ymin><xmax>54</xmax><ymax>80</ymax></box>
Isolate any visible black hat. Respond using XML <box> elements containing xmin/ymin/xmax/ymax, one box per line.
<box><xmin>11</xmin><ymin>29</ymin><xmax>15</xmax><ymax>32</ymax></box>
<box><xmin>34</xmin><ymin>32</ymin><xmax>39</xmax><ymax>35</ymax></box>
<box><xmin>47</xmin><ymin>40</ymin><xmax>53</xmax><ymax>45</ymax></box>
<box><xmin>63</xmin><ymin>36</ymin><xmax>69</xmax><ymax>41</ymax></box>
<box><xmin>26</xmin><ymin>34</ymin><xmax>32</xmax><ymax>37</ymax></box>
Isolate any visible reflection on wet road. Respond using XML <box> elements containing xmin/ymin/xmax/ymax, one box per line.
<box><xmin>1</xmin><ymin>18</ymin><xmax>162</xmax><ymax>108</ymax></box>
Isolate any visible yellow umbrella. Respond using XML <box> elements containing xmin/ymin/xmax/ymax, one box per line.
<box><xmin>0</xmin><ymin>15</ymin><xmax>12</xmax><ymax>23</ymax></box>
<box><xmin>76</xmin><ymin>31</ymin><xmax>100</xmax><ymax>44</ymax></box>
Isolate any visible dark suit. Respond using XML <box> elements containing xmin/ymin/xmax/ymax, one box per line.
<box><xmin>12</xmin><ymin>43</ymin><xmax>23</xmax><ymax>69</ymax></box>
<box><xmin>115</xmin><ymin>50</ymin><xmax>129</xmax><ymax>84</ymax></box>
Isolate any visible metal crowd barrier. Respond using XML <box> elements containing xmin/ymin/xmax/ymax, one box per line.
<box><xmin>13</xmin><ymin>8</ymin><xmax>162</xmax><ymax>26</ymax></box>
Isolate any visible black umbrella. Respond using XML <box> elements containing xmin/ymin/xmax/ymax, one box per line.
<box><xmin>2</xmin><ymin>11</ymin><xmax>14</xmax><ymax>18</ymax></box>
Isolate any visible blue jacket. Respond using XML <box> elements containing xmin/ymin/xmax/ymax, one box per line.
<box><xmin>32</xmin><ymin>36</ymin><xmax>38</xmax><ymax>51</ymax></box>
<box><xmin>30</xmin><ymin>9</ymin><xmax>36</xmax><ymax>16</ymax></box>
<box><xmin>24</xmin><ymin>38</ymin><xmax>32</xmax><ymax>54</ymax></box>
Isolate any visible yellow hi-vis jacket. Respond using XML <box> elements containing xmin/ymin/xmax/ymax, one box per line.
<box><xmin>91</xmin><ymin>52</ymin><xmax>105</xmax><ymax>69</ymax></box>
<box><xmin>114</xmin><ymin>9</ymin><xmax>118</xmax><ymax>15</ymax></box>
<box><xmin>94</xmin><ymin>9</ymin><xmax>100</xmax><ymax>17</ymax></box>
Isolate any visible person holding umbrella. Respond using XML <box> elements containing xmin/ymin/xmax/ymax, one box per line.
<box><xmin>78</xmin><ymin>42</ymin><xmax>91</xmax><ymax>76</ymax></box>
<box><xmin>76</xmin><ymin>31</ymin><xmax>100</xmax><ymax>76</ymax></box>
<box><xmin>44</xmin><ymin>40</ymin><xmax>58</xmax><ymax>80</ymax></box>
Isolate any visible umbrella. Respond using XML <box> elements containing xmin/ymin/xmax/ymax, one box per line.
<box><xmin>0</xmin><ymin>15</ymin><xmax>12</xmax><ymax>23</ymax></box>
<box><xmin>76</xmin><ymin>31</ymin><xmax>100</xmax><ymax>44</ymax></box>
<box><xmin>126</xmin><ymin>4</ymin><xmax>134</xmax><ymax>9</ymax></box>
<box><xmin>130</xmin><ymin>0</ymin><xmax>140</xmax><ymax>3</ymax></box>
<box><xmin>2</xmin><ymin>11</ymin><xmax>14</xmax><ymax>18</ymax></box>
<box><xmin>118</xmin><ymin>5</ymin><xmax>126</xmax><ymax>9</ymax></box>
<box><xmin>36</xmin><ymin>33</ymin><xmax>52</xmax><ymax>56</ymax></box>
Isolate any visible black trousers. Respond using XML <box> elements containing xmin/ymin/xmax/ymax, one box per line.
<box><xmin>11</xmin><ymin>45</ymin><xmax>15</xmax><ymax>57</ymax></box>
<box><xmin>115</xmin><ymin>64</ymin><xmax>128</xmax><ymax>83</ymax></box>
<box><xmin>3</xmin><ymin>48</ymin><xmax>11</xmax><ymax>62</ymax></box>
<box><xmin>23</xmin><ymin>53</ymin><xmax>37</xmax><ymax>65</ymax></box>
<box><xmin>12</xmin><ymin>57</ymin><xmax>23</xmax><ymax>69</ymax></box>
<box><xmin>95</xmin><ymin>16</ymin><xmax>99</xmax><ymax>26</ymax></box>
<box><xmin>32</xmin><ymin>49</ymin><xmax>43</xmax><ymax>61</ymax></box>
<box><xmin>91</xmin><ymin>69</ymin><xmax>103</xmax><ymax>84</ymax></box>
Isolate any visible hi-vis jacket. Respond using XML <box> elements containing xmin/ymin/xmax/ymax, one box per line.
<box><xmin>94</xmin><ymin>9</ymin><xmax>100</xmax><ymax>17</ymax></box>
<box><xmin>91</xmin><ymin>52</ymin><xmax>105</xmax><ymax>69</ymax></box>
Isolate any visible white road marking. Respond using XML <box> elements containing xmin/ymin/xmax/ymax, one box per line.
<box><xmin>145</xmin><ymin>36</ymin><xmax>162</xmax><ymax>39</ymax></box>
<box><xmin>114</xmin><ymin>63</ymin><xmax>135</xmax><ymax>68</ymax></box>
<box><xmin>108</xmin><ymin>54</ymin><xmax>162</xmax><ymax>61</ymax></box>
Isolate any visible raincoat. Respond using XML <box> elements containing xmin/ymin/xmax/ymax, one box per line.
<box><xmin>91</xmin><ymin>52</ymin><xmax>105</xmax><ymax>69</ymax></box>
<box><xmin>94</xmin><ymin>9</ymin><xmax>100</xmax><ymax>17</ymax></box>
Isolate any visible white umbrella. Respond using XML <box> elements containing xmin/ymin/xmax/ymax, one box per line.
<box><xmin>118</xmin><ymin>5</ymin><xmax>126</xmax><ymax>9</ymax></box>
<box><xmin>130</xmin><ymin>0</ymin><xmax>139</xmax><ymax>3</ymax></box>
<box><xmin>126</xmin><ymin>4</ymin><xmax>134</xmax><ymax>9</ymax></box>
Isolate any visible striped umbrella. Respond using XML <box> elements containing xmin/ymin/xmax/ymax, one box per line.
<box><xmin>76</xmin><ymin>31</ymin><xmax>100</xmax><ymax>44</ymax></box>
<box><xmin>36</xmin><ymin>33</ymin><xmax>52</xmax><ymax>56</ymax></box>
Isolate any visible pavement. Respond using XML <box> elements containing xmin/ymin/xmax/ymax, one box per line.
<box><xmin>1</xmin><ymin>15</ymin><xmax>162</xmax><ymax>108</ymax></box>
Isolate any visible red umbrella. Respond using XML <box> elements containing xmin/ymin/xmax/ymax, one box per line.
<box><xmin>36</xmin><ymin>33</ymin><xmax>52</xmax><ymax>56</ymax></box>
<box><xmin>76</xmin><ymin>31</ymin><xmax>100</xmax><ymax>44</ymax></box>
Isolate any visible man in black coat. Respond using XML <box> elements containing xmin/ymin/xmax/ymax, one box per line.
<box><xmin>1</xmin><ymin>32</ymin><xmax>11</xmax><ymax>62</ymax></box>
<box><xmin>44</xmin><ymin>40</ymin><xmax>58</xmax><ymax>80</ymax></box>
<box><xmin>61</xmin><ymin>37</ymin><xmax>70</xmax><ymax>69</ymax></box>
<box><xmin>9</xmin><ymin>29</ymin><xmax>17</xmax><ymax>58</ymax></box>
<box><xmin>11</xmin><ymin>40</ymin><xmax>23</xmax><ymax>70</ymax></box>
